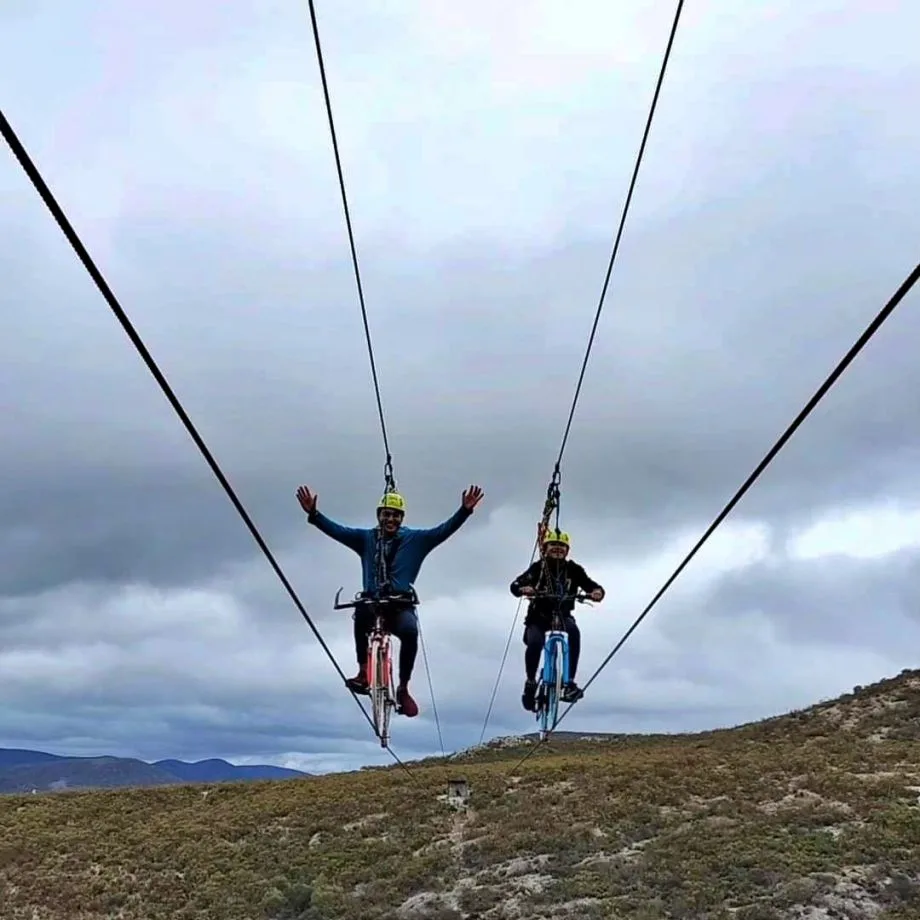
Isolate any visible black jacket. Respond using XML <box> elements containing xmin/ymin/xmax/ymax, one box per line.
<box><xmin>509</xmin><ymin>558</ymin><xmax>604</xmax><ymax>622</ymax></box>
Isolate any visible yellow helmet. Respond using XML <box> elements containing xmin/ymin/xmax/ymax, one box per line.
<box><xmin>542</xmin><ymin>528</ymin><xmax>570</xmax><ymax>548</ymax></box>
<box><xmin>377</xmin><ymin>491</ymin><xmax>406</xmax><ymax>514</ymax></box>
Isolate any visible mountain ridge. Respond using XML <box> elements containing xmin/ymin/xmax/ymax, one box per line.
<box><xmin>0</xmin><ymin>747</ymin><xmax>311</xmax><ymax>793</ymax></box>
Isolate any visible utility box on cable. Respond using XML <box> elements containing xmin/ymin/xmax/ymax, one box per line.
<box><xmin>447</xmin><ymin>778</ymin><xmax>470</xmax><ymax>809</ymax></box>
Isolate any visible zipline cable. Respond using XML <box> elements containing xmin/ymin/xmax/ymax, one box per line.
<box><xmin>481</xmin><ymin>0</ymin><xmax>685</xmax><ymax>745</ymax></box>
<box><xmin>306</xmin><ymin>1</ymin><xmax>444</xmax><ymax>753</ymax></box>
<box><xmin>417</xmin><ymin>614</ymin><xmax>446</xmax><ymax>756</ymax></box>
<box><xmin>478</xmin><ymin>539</ymin><xmax>538</xmax><ymax>745</ymax></box>
<box><xmin>478</xmin><ymin>485</ymin><xmax>558</xmax><ymax>744</ymax></box>
<box><xmin>509</xmin><ymin>258</ymin><xmax>920</xmax><ymax>773</ymax></box>
<box><xmin>0</xmin><ymin>106</ymin><xmax>419</xmax><ymax>784</ymax></box>
<box><xmin>549</xmin><ymin>0</ymin><xmax>685</xmax><ymax>485</ymax></box>
<box><xmin>306</xmin><ymin>0</ymin><xmax>396</xmax><ymax>491</ymax></box>
<box><xmin>416</xmin><ymin>614</ymin><xmax>446</xmax><ymax>756</ymax></box>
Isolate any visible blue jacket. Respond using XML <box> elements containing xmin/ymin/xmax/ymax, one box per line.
<box><xmin>307</xmin><ymin>505</ymin><xmax>473</xmax><ymax>597</ymax></box>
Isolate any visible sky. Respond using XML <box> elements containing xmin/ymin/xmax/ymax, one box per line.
<box><xmin>1</xmin><ymin>0</ymin><xmax>919</xmax><ymax>776</ymax></box>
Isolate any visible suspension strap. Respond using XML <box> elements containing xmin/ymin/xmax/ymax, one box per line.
<box><xmin>533</xmin><ymin>465</ymin><xmax>563</xmax><ymax>589</ymax></box>
<box><xmin>540</xmin><ymin>465</ymin><xmax>562</xmax><ymax>536</ymax></box>
<box><xmin>373</xmin><ymin>453</ymin><xmax>399</xmax><ymax>597</ymax></box>
<box><xmin>374</xmin><ymin>530</ymin><xmax>387</xmax><ymax>595</ymax></box>
<box><xmin>383</xmin><ymin>453</ymin><xmax>396</xmax><ymax>494</ymax></box>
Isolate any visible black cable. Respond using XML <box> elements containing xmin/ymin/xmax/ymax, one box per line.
<box><xmin>487</xmin><ymin>0</ymin><xmax>685</xmax><ymax>749</ymax></box>
<box><xmin>478</xmin><ymin>595</ymin><xmax>526</xmax><ymax>745</ymax></box>
<box><xmin>417</xmin><ymin>614</ymin><xmax>446</xmax><ymax>756</ymax></box>
<box><xmin>0</xmin><ymin>106</ymin><xmax>418</xmax><ymax>782</ymax></box>
<box><xmin>306</xmin><ymin>0</ymin><xmax>394</xmax><ymax>486</ymax></box>
<box><xmin>509</xmin><ymin>258</ymin><xmax>920</xmax><ymax>773</ymax></box>
<box><xmin>306</xmin><ymin>3</ymin><xmax>447</xmax><ymax>770</ymax></box>
<box><xmin>552</xmin><ymin>0</ymin><xmax>684</xmax><ymax>478</ymax></box>
<box><xmin>478</xmin><ymin>538</ymin><xmax>538</xmax><ymax>745</ymax></box>
<box><xmin>478</xmin><ymin>524</ymin><xmax>550</xmax><ymax>743</ymax></box>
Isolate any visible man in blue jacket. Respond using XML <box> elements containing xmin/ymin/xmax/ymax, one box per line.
<box><xmin>296</xmin><ymin>483</ymin><xmax>485</xmax><ymax>717</ymax></box>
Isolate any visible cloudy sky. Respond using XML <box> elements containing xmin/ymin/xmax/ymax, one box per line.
<box><xmin>2</xmin><ymin>0</ymin><xmax>919</xmax><ymax>775</ymax></box>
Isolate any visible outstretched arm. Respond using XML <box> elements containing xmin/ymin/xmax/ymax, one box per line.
<box><xmin>296</xmin><ymin>485</ymin><xmax>366</xmax><ymax>554</ymax></box>
<box><xmin>414</xmin><ymin>505</ymin><xmax>473</xmax><ymax>553</ymax></box>
<box><xmin>308</xmin><ymin>509</ymin><xmax>366</xmax><ymax>554</ymax></box>
<box><xmin>413</xmin><ymin>484</ymin><xmax>484</xmax><ymax>553</ymax></box>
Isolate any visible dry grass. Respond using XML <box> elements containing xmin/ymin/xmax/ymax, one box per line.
<box><xmin>2</xmin><ymin>669</ymin><xmax>920</xmax><ymax>919</ymax></box>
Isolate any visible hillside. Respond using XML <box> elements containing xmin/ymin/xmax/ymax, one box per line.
<box><xmin>1</xmin><ymin>669</ymin><xmax>919</xmax><ymax>919</ymax></box>
<box><xmin>0</xmin><ymin>749</ymin><xmax>310</xmax><ymax>793</ymax></box>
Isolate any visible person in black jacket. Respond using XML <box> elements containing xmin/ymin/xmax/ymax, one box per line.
<box><xmin>509</xmin><ymin>526</ymin><xmax>605</xmax><ymax>712</ymax></box>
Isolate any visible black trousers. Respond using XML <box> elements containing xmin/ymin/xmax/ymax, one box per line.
<box><xmin>523</xmin><ymin>616</ymin><xmax>581</xmax><ymax>682</ymax></box>
<box><xmin>354</xmin><ymin>606</ymin><xmax>418</xmax><ymax>685</ymax></box>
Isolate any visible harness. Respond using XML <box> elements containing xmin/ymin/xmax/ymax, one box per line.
<box><xmin>528</xmin><ymin>559</ymin><xmax>571</xmax><ymax>621</ymax></box>
<box><xmin>372</xmin><ymin>528</ymin><xmax>402</xmax><ymax>599</ymax></box>
<box><xmin>535</xmin><ymin>555</ymin><xmax>569</xmax><ymax>594</ymax></box>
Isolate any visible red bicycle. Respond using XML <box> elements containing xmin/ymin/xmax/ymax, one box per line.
<box><xmin>333</xmin><ymin>587</ymin><xmax>419</xmax><ymax>747</ymax></box>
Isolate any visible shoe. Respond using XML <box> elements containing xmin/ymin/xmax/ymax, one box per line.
<box><xmin>521</xmin><ymin>679</ymin><xmax>537</xmax><ymax>712</ymax></box>
<box><xmin>396</xmin><ymin>684</ymin><xmax>419</xmax><ymax>718</ymax></box>
<box><xmin>561</xmin><ymin>681</ymin><xmax>584</xmax><ymax>703</ymax></box>
<box><xmin>345</xmin><ymin>669</ymin><xmax>370</xmax><ymax>696</ymax></box>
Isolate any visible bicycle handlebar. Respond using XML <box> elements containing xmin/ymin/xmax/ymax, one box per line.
<box><xmin>526</xmin><ymin>591</ymin><xmax>594</xmax><ymax>604</ymax></box>
<box><xmin>333</xmin><ymin>586</ymin><xmax>421</xmax><ymax>610</ymax></box>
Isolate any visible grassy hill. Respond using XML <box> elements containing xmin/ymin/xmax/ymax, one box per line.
<box><xmin>1</xmin><ymin>670</ymin><xmax>919</xmax><ymax>919</ymax></box>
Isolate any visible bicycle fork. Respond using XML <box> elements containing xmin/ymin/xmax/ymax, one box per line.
<box><xmin>368</xmin><ymin>626</ymin><xmax>395</xmax><ymax>747</ymax></box>
<box><xmin>537</xmin><ymin>630</ymin><xmax>569</xmax><ymax>739</ymax></box>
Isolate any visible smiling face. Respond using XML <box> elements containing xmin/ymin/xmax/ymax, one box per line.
<box><xmin>375</xmin><ymin>491</ymin><xmax>407</xmax><ymax>534</ymax></box>
<box><xmin>544</xmin><ymin>540</ymin><xmax>569</xmax><ymax>560</ymax></box>
<box><xmin>377</xmin><ymin>507</ymin><xmax>404</xmax><ymax>535</ymax></box>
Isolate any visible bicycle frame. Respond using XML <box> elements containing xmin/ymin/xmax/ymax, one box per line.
<box><xmin>334</xmin><ymin>586</ymin><xmax>420</xmax><ymax>748</ymax></box>
<box><xmin>529</xmin><ymin>592</ymin><xmax>591</xmax><ymax>740</ymax></box>
<box><xmin>364</xmin><ymin>611</ymin><xmax>394</xmax><ymax>747</ymax></box>
<box><xmin>537</xmin><ymin>611</ymin><xmax>570</xmax><ymax>739</ymax></box>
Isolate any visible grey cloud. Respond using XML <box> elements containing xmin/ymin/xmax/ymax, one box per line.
<box><xmin>7</xmin><ymin>166</ymin><xmax>919</xmax><ymax>597</ymax></box>
<box><xmin>573</xmin><ymin>541</ymin><xmax>920</xmax><ymax>720</ymax></box>
<box><xmin>0</xmin><ymin>465</ymin><xmax>255</xmax><ymax>597</ymax></box>
<box><xmin>703</xmin><ymin>546</ymin><xmax>920</xmax><ymax>648</ymax></box>
<box><xmin>2</xmin><ymin>523</ymin><xmax>919</xmax><ymax>772</ymax></box>
<box><xmin>2</xmin><ymin>0</ymin><xmax>920</xmax><ymax>771</ymax></box>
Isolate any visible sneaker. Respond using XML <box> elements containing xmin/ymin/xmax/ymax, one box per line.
<box><xmin>521</xmin><ymin>679</ymin><xmax>537</xmax><ymax>712</ymax></box>
<box><xmin>561</xmin><ymin>681</ymin><xmax>584</xmax><ymax>703</ymax></box>
<box><xmin>396</xmin><ymin>684</ymin><xmax>419</xmax><ymax>718</ymax></box>
<box><xmin>345</xmin><ymin>669</ymin><xmax>370</xmax><ymax>696</ymax></box>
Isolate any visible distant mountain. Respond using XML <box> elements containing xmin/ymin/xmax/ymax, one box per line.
<box><xmin>0</xmin><ymin>756</ymin><xmax>178</xmax><ymax>794</ymax></box>
<box><xmin>0</xmin><ymin>748</ymin><xmax>311</xmax><ymax>794</ymax></box>
<box><xmin>153</xmin><ymin>758</ymin><xmax>308</xmax><ymax>783</ymax></box>
<box><xmin>0</xmin><ymin>748</ymin><xmax>69</xmax><ymax>769</ymax></box>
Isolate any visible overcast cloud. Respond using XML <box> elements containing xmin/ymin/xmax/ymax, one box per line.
<box><xmin>2</xmin><ymin>0</ymin><xmax>919</xmax><ymax>774</ymax></box>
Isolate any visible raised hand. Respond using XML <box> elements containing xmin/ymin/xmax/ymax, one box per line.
<box><xmin>296</xmin><ymin>485</ymin><xmax>317</xmax><ymax>514</ymax></box>
<box><xmin>462</xmin><ymin>484</ymin><xmax>484</xmax><ymax>511</ymax></box>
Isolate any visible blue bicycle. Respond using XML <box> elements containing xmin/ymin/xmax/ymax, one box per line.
<box><xmin>532</xmin><ymin>591</ymin><xmax>592</xmax><ymax>740</ymax></box>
